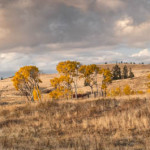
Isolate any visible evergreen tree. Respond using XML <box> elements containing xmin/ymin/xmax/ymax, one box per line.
<box><xmin>129</xmin><ymin>68</ymin><xmax>134</xmax><ymax>78</ymax></box>
<box><xmin>123</xmin><ymin>65</ymin><xmax>128</xmax><ymax>79</ymax></box>
<box><xmin>112</xmin><ymin>64</ymin><xmax>121</xmax><ymax>80</ymax></box>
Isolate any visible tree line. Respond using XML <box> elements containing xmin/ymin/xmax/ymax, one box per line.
<box><xmin>112</xmin><ymin>64</ymin><xmax>134</xmax><ymax>80</ymax></box>
<box><xmin>10</xmin><ymin>61</ymin><xmax>137</xmax><ymax>101</ymax></box>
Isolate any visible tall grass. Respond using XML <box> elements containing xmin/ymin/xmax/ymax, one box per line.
<box><xmin>0</xmin><ymin>98</ymin><xmax>150</xmax><ymax>149</ymax></box>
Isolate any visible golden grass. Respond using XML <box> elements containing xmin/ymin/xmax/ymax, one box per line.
<box><xmin>0</xmin><ymin>64</ymin><xmax>150</xmax><ymax>149</ymax></box>
<box><xmin>0</xmin><ymin>97</ymin><xmax>150</xmax><ymax>149</ymax></box>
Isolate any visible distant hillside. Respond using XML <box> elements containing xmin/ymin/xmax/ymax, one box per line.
<box><xmin>0</xmin><ymin>64</ymin><xmax>150</xmax><ymax>105</ymax></box>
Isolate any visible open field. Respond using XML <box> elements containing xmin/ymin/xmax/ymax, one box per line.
<box><xmin>0</xmin><ymin>64</ymin><xmax>150</xmax><ymax>149</ymax></box>
<box><xmin>0</xmin><ymin>64</ymin><xmax>150</xmax><ymax>103</ymax></box>
<box><xmin>0</xmin><ymin>97</ymin><xmax>150</xmax><ymax>149</ymax></box>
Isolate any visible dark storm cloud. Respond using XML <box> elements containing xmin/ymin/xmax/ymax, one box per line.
<box><xmin>0</xmin><ymin>0</ymin><xmax>125</xmax><ymax>51</ymax></box>
<box><xmin>0</xmin><ymin>0</ymin><xmax>150</xmax><ymax>77</ymax></box>
<box><xmin>0</xmin><ymin>0</ymin><xmax>150</xmax><ymax>52</ymax></box>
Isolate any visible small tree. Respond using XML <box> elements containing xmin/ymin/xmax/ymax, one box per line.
<box><xmin>79</xmin><ymin>64</ymin><xmax>99</xmax><ymax>95</ymax></box>
<box><xmin>129</xmin><ymin>68</ymin><xmax>134</xmax><ymax>78</ymax></box>
<box><xmin>122</xmin><ymin>65</ymin><xmax>128</xmax><ymax>79</ymax></box>
<box><xmin>100</xmin><ymin>69</ymin><xmax>112</xmax><ymax>97</ymax></box>
<box><xmin>12</xmin><ymin>66</ymin><xmax>42</xmax><ymax>101</ymax></box>
<box><xmin>56</xmin><ymin>61</ymin><xmax>81</xmax><ymax>99</ymax></box>
<box><xmin>112</xmin><ymin>64</ymin><xmax>121</xmax><ymax>80</ymax></box>
<box><xmin>49</xmin><ymin>75</ymin><xmax>73</xmax><ymax>100</ymax></box>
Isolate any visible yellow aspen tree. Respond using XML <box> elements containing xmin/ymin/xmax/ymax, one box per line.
<box><xmin>79</xmin><ymin>64</ymin><xmax>99</xmax><ymax>95</ymax></box>
<box><xmin>33</xmin><ymin>87</ymin><xmax>41</xmax><ymax>101</ymax></box>
<box><xmin>90</xmin><ymin>64</ymin><xmax>100</xmax><ymax>95</ymax></box>
<box><xmin>12</xmin><ymin>66</ymin><xmax>42</xmax><ymax>102</ymax></box>
<box><xmin>56</xmin><ymin>61</ymin><xmax>81</xmax><ymax>99</ymax></box>
<box><xmin>100</xmin><ymin>68</ymin><xmax>112</xmax><ymax>97</ymax></box>
<box><xmin>49</xmin><ymin>75</ymin><xmax>73</xmax><ymax>100</ymax></box>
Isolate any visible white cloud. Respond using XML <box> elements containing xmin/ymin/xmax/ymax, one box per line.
<box><xmin>115</xmin><ymin>17</ymin><xmax>150</xmax><ymax>47</ymax></box>
<box><xmin>131</xmin><ymin>49</ymin><xmax>150</xmax><ymax>58</ymax></box>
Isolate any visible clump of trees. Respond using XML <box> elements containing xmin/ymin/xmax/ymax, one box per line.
<box><xmin>79</xmin><ymin>64</ymin><xmax>99</xmax><ymax>95</ymax></box>
<box><xmin>49</xmin><ymin>61</ymin><xmax>113</xmax><ymax>100</ymax></box>
<box><xmin>12</xmin><ymin>66</ymin><xmax>42</xmax><ymax>101</ymax></box>
<box><xmin>56</xmin><ymin>61</ymin><xmax>81</xmax><ymax>99</ymax></box>
<box><xmin>11</xmin><ymin>62</ymin><xmax>136</xmax><ymax>101</ymax></box>
<box><xmin>112</xmin><ymin>64</ymin><xmax>134</xmax><ymax>80</ymax></box>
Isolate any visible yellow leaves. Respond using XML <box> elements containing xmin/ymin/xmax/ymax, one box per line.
<box><xmin>79</xmin><ymin>64</ymin><xmax>99</xmax><ymax>78</ymax></box>
<box><xmin>12</xmin><ymin>66</ymin><xmax>41</xmax><ymax>91</ymax></box>
<box><xmin>49</xmin><ymin>75</ymin><xmax>73</xmax><ymax>100</ymax></box>
<box><xmin>50</xmin><ymin>75</ymin><xmax>73</xmax><ymax>89</ymax></box>
<box><xmin>79</xmin><ymin>64</ymin><xmax>99</xmax><ymax>94</ymax></box>
<box><xmin>56</xmin><ymin>60</ymin><xmax>81</xmax><ymax>76</ymax></box>
<box><xmin>12</xmin><ymin>66</ymin><xmax>41</xmax><ymax>101</ymax></box>
<box><xmin>49</xmin><ymin>87</ymin><xmax>72</xmax><ymax>100</ymax></box>
<box><xmin>109</xmin><ymin>87</ymin><xmax>122</xmax><ymax>96</ymax></box>
<box><xmin>147</xmin><ymin>89</ymin><xmax>150</xmax><ymax>94</ymax></box>
<box><xmin>148</xmin><ymin>74</ymin><xmax>150</xmax><ymax>80</ymax></box>
<box><xmin>101</xmin><ymin>82</ymin><xmax>107</xmax><ymax>90</ymax></box>
<box><xmin>56</xmin><ymin>61</ymin><xmax>81</xmax><ymax>99</ymax></box>
<box><xmin>101</xmin><ymin>68</ymin><xmax>112</xmax><ymax>92</ymax></box>
<box><xmin>136</xmin><ymin>90</ymin><xmax>144</xmax><ymax>95</ymax></box>
<box><xmin>108</xmin><ymin>85</ymin><xmax>138</xmax><ymax>97</ymax></box>
<box><xmin>102</xmin><ymin>69</ymin><xmax>112</xmax><ymax>84</ymax></box>
<box><xmin>33</xmin><ymin>87</ymin><xmax>41</xmax><ymax>101</ymax></box>
<box><xmin>49</xmin><ymin>89</ymin><xmax>63</xmax><ymax>100</ymax></box>
<box><xmin>123</xmin><ymin>85</ymin><xmax>132</xmax><ymax>95</ymax></box>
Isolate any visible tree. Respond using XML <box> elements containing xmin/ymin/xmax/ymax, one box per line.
<box><xmin>112</xmin><ymin>64</ymin><xmax>121</xmax><ymax>80</ymax></box>
<box><xmin>12</xmin><ymin>66</ymin><xmax>42</xmax><ymax>101</ymax></box>
<box><xmin>49</xmin><ymin>75</ymin><xmax>73</xmax><ymax>100</ymax></box>
<box><xmin>79</xmin><ymin>64</ymin><xmax>99</xmax><ymax>95</ymax></box>
<box><xmin>56</xmin><ymin>61</ymin><xmax>81</xmax><ymax>99</ymax></box>
<box><xmin>129</xmin><ymin>68</ymin><xmax>134</xmax><ymax>78</ymax></box>
<box><xmin>100</xmin><ymin>68</ymin><xmax>112</xmax><ymax>97</ymax></box>
<box><xmin>122</xmin><ymin>65</ymin><xmax>128</xmax><ymax>79</ymax></box>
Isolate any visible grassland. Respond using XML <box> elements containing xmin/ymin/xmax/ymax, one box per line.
<box><xmin>0</xmin><ymin>97</ymin><xmax>150</xmax><ymax>149</ymax></box>
<box><xmin>0</xmin><ymin>64</ymin><xmax>150</xmax><ymax>149</ymax></box>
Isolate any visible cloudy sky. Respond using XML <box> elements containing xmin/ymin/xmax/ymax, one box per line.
<box><xmin>0</xmin><ymin>0</ymin><xmax>150</xmax><ymax>77</ymax></box>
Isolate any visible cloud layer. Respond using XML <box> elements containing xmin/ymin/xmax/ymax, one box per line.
<box><xmin>0</xmin><ymin>0</ymin><xmax>150</xmax><ymax>77</ymax></box>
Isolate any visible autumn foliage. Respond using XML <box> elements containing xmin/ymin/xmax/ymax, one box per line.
<box><xmin>11</xmin><ymin>63</ymin><xmax>137</xmax><ymax>101</ymax></box>
<box><xmin>12</xmin><ymin>66</ymin><xmax>41</xmax><ymax>101</ymax></box>
<box><xmin>79</xmin><ymin>64</ymin><xmax>99</xmax><ymax>94</ymax></box>
<box><xmin>49</xmin><ymin>75</ymin><xmax>73</xmax><ymax>100</ymax></box>
<box><xmin>56</xmin><ymin>61</ymin><xmax>81</xmax><ymax>99</ymax></box>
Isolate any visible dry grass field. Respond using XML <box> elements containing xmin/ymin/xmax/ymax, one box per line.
<box><xmin>0</xmin><ymin>64</ymin><xmax>150</xmax><ymax>149</ymax></box>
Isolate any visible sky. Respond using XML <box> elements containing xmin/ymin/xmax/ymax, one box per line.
<box><xmin>0</xmin><ymin>0</ymin><xmax>150</xmax><ymax>77</ymax></box>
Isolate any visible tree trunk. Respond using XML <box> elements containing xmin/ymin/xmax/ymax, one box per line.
<box><xmin>90</xmin><ymin>86</ymin><xmax>93</xmax><ymax>95</ymax></box>
<box><xmin>74</xmin><ymin>82</ymin><xmax>78</xmax><ymax>99</ymax></box>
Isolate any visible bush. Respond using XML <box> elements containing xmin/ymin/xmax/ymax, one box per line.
<box><xmin>123</xmin><ymin>85</ymin><xmax>132</xmax><ymax>95</ymax></box>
